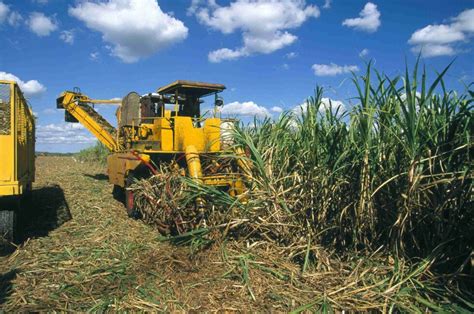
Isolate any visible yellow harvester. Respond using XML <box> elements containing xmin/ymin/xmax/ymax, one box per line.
<box><xmin>0</xmin><ymin>80</ymin><xmax>35</xmax><ymax>241</ymax></box>
<box><xmin>57</xmin><ymin>81</ymin><xmax>244</xmax><ymax>217</ymax></box>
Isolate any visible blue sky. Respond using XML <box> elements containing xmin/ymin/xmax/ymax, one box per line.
<box><xmin>0</xmin><ymin>0</ymin><xmax>472</xmax><ymax>153</ymax></box>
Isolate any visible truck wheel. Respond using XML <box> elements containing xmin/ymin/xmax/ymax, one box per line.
<box><xmin>0</xmin><ymin>209</ymin><xmax>17</xmax><ymax>243</ymax></box>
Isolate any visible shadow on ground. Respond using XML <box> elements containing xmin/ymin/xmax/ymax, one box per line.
<box><xmin>84</xmin><ymin>173</ymin><xmax>108</xmax><ymax>181</ymax></box>
<box><xmin>20</xmin><ymin>184</ymin><xmax>72</xmax><ymax>241</ymax></box>
<box><xmin>0</xmin><ymin>185</ymin><xmax>71</xmax><ymax>305</ymax></box>
<box><xmin>0</xmin><ymin>184</ymin><xmax>72</xmax><ymax>256</ymax></box>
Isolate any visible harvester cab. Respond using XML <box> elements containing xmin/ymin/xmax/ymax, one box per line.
<box><xmin>116</xmin><ymin>80</ymin><xmax>227</xmax><ymax>152</ymax></box>
<box><xmin>156</xmin><ymin>80</ymin><xmax>225</xmax><ymax>120</ymax></box>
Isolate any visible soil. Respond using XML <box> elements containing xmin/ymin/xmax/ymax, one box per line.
<box><xmin>0</xmin><ymin>156</ymin><xmax>462</xmax><ymax>311</ymax></box>
<box><xmin>0</xmin><ymin>156</ymin><xmax>305</xmax><ymax>311</ymax></box>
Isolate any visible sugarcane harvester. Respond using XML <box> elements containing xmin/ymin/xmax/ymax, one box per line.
<box><xmin>56</xmin><ymin>81</ymin><xmax>245</xmax><ymax>219</ymax></box>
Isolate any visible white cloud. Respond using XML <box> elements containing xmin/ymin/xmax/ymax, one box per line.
<box><xmin>294</xmin><ymin>98</ymin><xmax>345</xmax><ymax>115</ymax></box>
<box><xmin>42</xmin><ymin>108</ymin><xmax>57</xmax><ymax>115</ymax></box>
<box><xmin>0</xmin><ymin>1</ymin><xmax>9</xmax><ymax>23</ymax></box>
<box><xmin>209</xmin><ymin>48</ymin><xmax>247</xmax><ymax>63</ymax></box>
<box><xmin>342</xmin><ymin>2</ymin><xmax>381</xmax><ymax>33</ymax></box>
<box><xmin>414</xmin><ymin>44</ymin><xmax>457</xmax><ymax>58</ymax></box>
<box><xmin>192</xmin><ymin>0</ymin><xmax>320</xmax><ymax>62</ymax></box>
<box><xmin>0</xmin><ymin>2</ymin><xmax>23</xmax><ymax>27</ymax></box>
<box><xmin>400</xmin><ymin>92</ymin><xmax>421</xmax><ymax>102</ymax></box>
<box><xmin>220</xmin><ymin>101</ymin><xmax>271</xmax><ymax>117</ymax></box>
<box><xmin>59</xmin><ymin>30</ymin><xmax>74</xmax><ymax>44</ymax></box>
<box><xmin>312</xmin><ymin>63</ymin><xmax>359</xmax><ymax>76</ymax></box>
<box><xmin>7</xmin><ymin>11</ymin><xmax>22</xmax><ymax>27</ymax></box>
<box><xmin>69</xmin><ymin>0</ymin><xmax>188</xmax><ymax>63</ymax></box>
<box><xmin>0</xmin><ymin>72</ymin><xmax>46</xmax><ymax>97</ymax></box>
<box><xmin>59</xmin><ymin>30</ymin><xmax>75</xmax><ymax>45</ymax></box>
<box><xmin>89</xmin><ymin>52</ymin><xmax>100</xmax><ymax>61</ymax></box>
<box><xmin>36</xmin><ymin>123</ymin><xmax>97</xmax><ymax>144</ymax></box>
<box><xmin>359</xmin><ymin>48</ymin><xmax>369</xmax><ymax>57</ymax></box>
<box><xmin>408</xmin><ymin>9</ymin><xmax>474</xmax><ymax>58</ymax></box>
<box><xmin>187</xmin><ymin>0</ymin><xmax>218</xmax><ymax>16</ymax></box>
<box><xmin>409</xmin><ymin>25</ymin><xmax>464</xmax><ymax>45</ymax></box>
<box><xmin>285</xmin><ymin>51</ymin><xmax>298</xmax><ymax>59</ymax></box>
<box><xmin>322</xmin><ymin>0</ymin><xmax>331</xmax><ymax>9</ymax></box>
<box><xmin>321</xmin><ymin>98</ymin><xmax>345</xmax><ymax>112</ymax></box>
<box><xmin>452</xmin><ymin>8</ymin><xmax>474</xmax><ymax>33</ymax></box>
<box><xmin>27</xmin><ymin>12</ymin><xmax>58</xmax><ymax>36</ymax></box>
<box><xmin>271</xmin><ymin>106</ymin><xmax>283</xmax><ymax>113</ymax></box>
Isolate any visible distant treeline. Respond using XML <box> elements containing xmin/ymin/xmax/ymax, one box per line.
<box><xmin>36</xmin><ymin>152</ymin><xmax>75</xmax><ymax>157</ymax></box>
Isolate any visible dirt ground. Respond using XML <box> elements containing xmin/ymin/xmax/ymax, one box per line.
<box><xmin>0</xmin><ymin>156</ymin><xmax>308</xmax><ymax>311</ymax></box>
<box><xmin>2</xmin><ymin>156</ymin><xmax>467</xmax><ymax>312</ymax></box>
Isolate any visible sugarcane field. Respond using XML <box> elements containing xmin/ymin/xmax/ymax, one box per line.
<box><xmin>0</xmin><ymin>0</ymin><xmax>473</xmax><ymax>312</ymax></box>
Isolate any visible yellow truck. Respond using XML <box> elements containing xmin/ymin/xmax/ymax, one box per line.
<box><xmin>0</xmin><ymin>80</ymin><xmax>35</xmax><ymax>241</ymax></box>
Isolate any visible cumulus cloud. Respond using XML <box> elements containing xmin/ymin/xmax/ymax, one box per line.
<box><xmin>321</xmin><ymin>98</ymin><xmax>345</xmax><ymax>112</ymax></box>
<box><xmin>322</xmin><ymin>0</ymin><xmax>331</xmax><ymax>9</ymax></box>
<box><xmin>90</xmin><ymin>52</ymin><xmax>100</xmax><ymax>61</ymax></box>
<box><xmin>271</xmin><ymin>106</ymin><xmax>283</xmax><ymax>113</ymax></box>
<box><xmin>69</xmin><ymin>0</ymin><xmax>188</xmax><ymax>63</ymax></box>
<box><xmin>60</xmin><ymin>30</ymin><xmax>74</xmax><ymax>44</ymax></box>
<box><xmin>408</xmin><ymin>9</ymin><xmax>474</xmax><ymax>57</ymax></box>
<box><xmin>219</xmin><ymin>101</ymin><xmax>272</xmax><ymax>117</ymax></box>
<box><xmin>342</xmin><ymin>2</ymin><xmax>381</xmax><ymax>33</ymax></box>
<box><xmin>27</xmin><ymin>12</ymin><xmax>58</xmax><ymax>36</ymax></box>
<box><xmin>312</xmin><ymin>63</ymin><xmax>359</xmax><ymax>76</ymax></box>
<box><xmin>410</xmin><ymin>25</ymin><xmax>464</xmax><ymax>45</ymax></box>
<box><xmin>42</xmin><ymin>108</ymin><xmax>57</xmax><ymax>115</ymax></box>
<box><xmin>0</xmin><ymin>2</ymin><xmax>22</xmax><ymax>27</ymax></box>
<box><xmin>295</xmin><ymin>98</ymin><xmax>345</xmax><ymax>115</ymax></box>
<box><xmin>191</xmin><ymin>0</ymin><xmax>320</xmax><ymax>62</ymax></box>
<box><xmin>0</xmin><ymin>1</ymin><xmax>9</xmax><ymax>23</ymax></box>
<box><xmin>187</xmin><ymin>0</ymin><xmax>216</xmax><ymax>16</ymax></box>
<box><xmin>209</xmin><ymin>48</ymin><xmax>246</xmax><ymax>63</ymax></box>
<box><xmin>7</xmin><ymin>11</ymin><xmax>22</xmax><ymax>26</ymax></box>
<box><xmin>285</xmin><ymin>51</ymin><xmax>298</xmax><ymax>59</ymax></box>
<box><xmin>359</xmin><ymin>48</ymin><xmax>369</xmax><ymax>57</ymax></box>
<box><xmin>36</xmin><ymin>123</ymin><xmax>97</xmax><ymax>144</ymax></box>
<box><xmin>0</xmin><ymin>72</ymin><xmax>46</xmax><ymax>97</ymax></box>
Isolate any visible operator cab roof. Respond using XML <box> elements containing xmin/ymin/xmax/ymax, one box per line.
<box><xmin>157</xmin><ymin>80</ymin><xmax>225</xmax><ymax>98</ymax></box>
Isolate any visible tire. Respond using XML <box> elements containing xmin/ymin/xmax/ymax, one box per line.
<box><xmin>125</xmin><ymin>174</ymin><xmax>140</xmax><ymax>219</ymax></box>
<box><xmin>0</xmin><ymin>209</ymin><xmax>17</xmax><ymax>243</ymax></box>
<box><xmin>112</xmin><ymin>184</ymin><xmax>125</xmax><ymax>201</ymax></box>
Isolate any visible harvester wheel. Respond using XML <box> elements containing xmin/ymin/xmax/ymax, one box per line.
<box><xmin>125</xmin><ymin>174</ymin><xmax>140</xmax><ymax>219</ymax></box>
<box><xmin>112</xmin><ymin>185</ymin><xmax>125</xmax><ymax>201</ymax></box>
